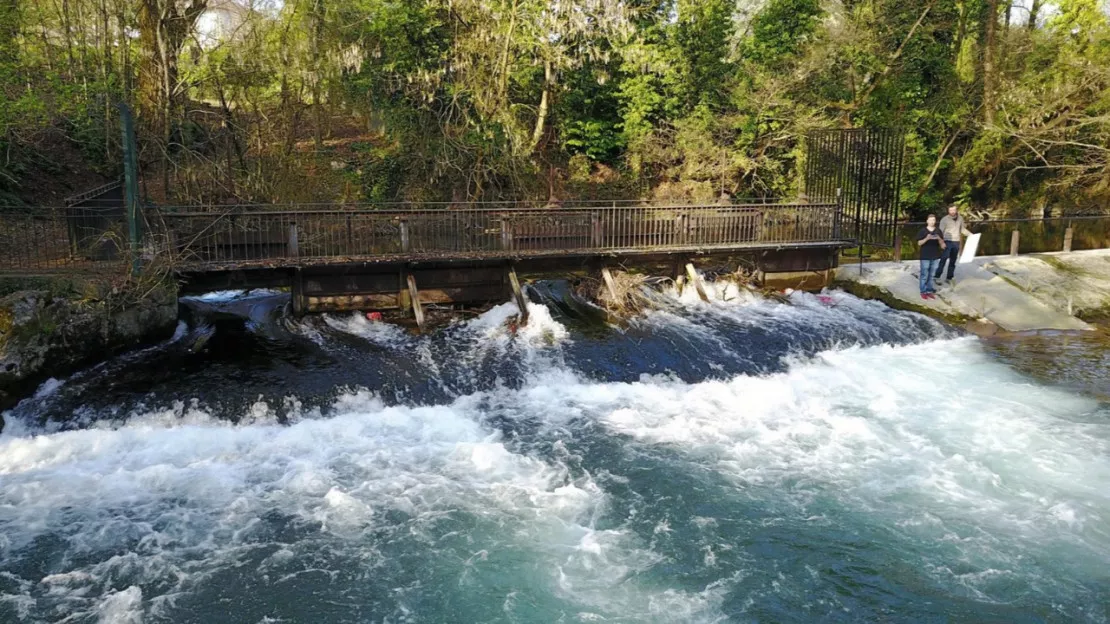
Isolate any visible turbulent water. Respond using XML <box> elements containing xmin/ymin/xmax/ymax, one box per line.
<box><xmin>1</xmin><ymin>280</ymin><xmax>1109</xmax><ymax>623</ymax></box>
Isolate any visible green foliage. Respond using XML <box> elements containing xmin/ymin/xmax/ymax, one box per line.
<box><xmin>742</xmin><ymin>0</ymin><xmax>823</xmax><ymax>68</ymax></box>
<box><xmin>1</xmin><ymin>0</ymin><xmax>1109</xmax><ymax>213</ymax></box>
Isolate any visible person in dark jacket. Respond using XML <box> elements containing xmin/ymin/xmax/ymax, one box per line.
<box><xmin>917</xmin><ymin>214</ymin><xmax>946</xmax><ymax>299</ymax></box>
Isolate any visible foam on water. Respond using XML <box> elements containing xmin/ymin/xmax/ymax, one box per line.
<box><xmin>2</xmin><ymin>288</ymin><xmax>1108</xmax><ymax>622</ymax></box>
<box><xmin>0</xmin><ymin>388</ymin><xmax>727</xmax><ymax>622</ymax></box>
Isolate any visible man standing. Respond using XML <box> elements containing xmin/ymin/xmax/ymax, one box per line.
<box><xmin>935</xmin><ymin>204</ymin><xmax>973</xmax><ymax>284</ymax></box>
<box><xmin>917</xmin><ymin>214</ymin><xmax>946</xmax><ymax>299</ymax></box>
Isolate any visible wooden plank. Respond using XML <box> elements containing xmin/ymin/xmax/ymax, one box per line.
<box><xmin>508</xmin><ymin>264</ymin><xmax>529</xmax><ymax>324</ymax></box>
<box><xmin>685</xmin><ymin>262</ymin><xmax>710</xmax><ymax>302</ymax></box>
<box><xmin>407</xmin><ymin>273</ymin><xmax>426</xmax><ymax>331</ymax></box>
<box><xmin>601</xmin><ymin>267</ymin><xmax>620</xmax><ymax>304</ymax></box>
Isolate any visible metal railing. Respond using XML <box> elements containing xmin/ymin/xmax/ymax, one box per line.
<box><xmin>153</xmin><ymin>203</ymin><xmax>842</xmax><ymax>269</ymax></box>
<box><xmin>0</xmin><ymin>206</ymin><xmax>130</xmax><ymax>273</ymax></box>
<box><xmin>0</xmin><ymin>202</ymin><xmax>844</xmax><ymax>273</ymax></box>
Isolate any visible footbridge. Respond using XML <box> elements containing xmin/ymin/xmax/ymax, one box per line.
<box><xmin>0</xmin><ymin>129</ymin><xmax>904</xmax><ymax>320</ymax></box>
<box><xmin>0</xmin><ymin>200</ymin><xmax>851</xmax><ymax>314</ymax></box>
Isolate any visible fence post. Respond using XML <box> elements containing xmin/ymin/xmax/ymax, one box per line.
<box><xmin>118</xmin><ymin>103</ymin><xmax>142</xmax><ymax>275</ymax></box>
<box><xmin>1010</xmin><ymin>230</ymin><xmax>1020</xmax><ymax>256</ymax></box>
<box><xmin>501</xmin><ymin>217</ymin><xmax>513</xmax><ymax>251</ymax></box>
<box><xmin>1063</xmin><ymin>225</ymin><xmax>1073</xmax><ymax>252</ymax></box>
<box><xmin>893</xmin><ymin>230</ymin><xmax>902</xmax><ymax>263</ymax></box>
<box><xmin>400</xmin><ymin>218</ymin><xmax>410</xmax><ymax>252</ymax></box>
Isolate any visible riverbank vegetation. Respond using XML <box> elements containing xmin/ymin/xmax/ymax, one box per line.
<box><xmin>1</xmin><ymin>0</ymin><xmax>1109</xmax><ymax>216</ymax></box>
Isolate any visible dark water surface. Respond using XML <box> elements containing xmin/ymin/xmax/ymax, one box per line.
<box><xmin>1</xmin><ymin>282</ymin><xmax>1108</xmax><ymax>623</ymax></box>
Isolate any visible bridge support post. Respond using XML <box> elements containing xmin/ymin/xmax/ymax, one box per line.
<box><xmin>508</xmin><ymin>264</ymin><xmax>529</xmax><ymax>324</ymax></box>
<box><xmin>1010</xmin><ymin>230</ymin><xmax>1020</xmax><ymax>256</ymax></box>
<box><xmin>1064</xmin><ymin>226</ymin><xmax>1073</xmax><ymax>252</ymax></box>
<box><xmin>291</xmin><ymin>269</ymin><xmax>306</xmax><ymax>317</ymax></box>
<box><xmin>400</xmin><ymin>218</ymin><xmax>411</xmax><ymax>253</ymax></box>
<box><xmin>406</xmin><ymin>272</ymin><xmax>426</xmax><ymax>331</ymax></box>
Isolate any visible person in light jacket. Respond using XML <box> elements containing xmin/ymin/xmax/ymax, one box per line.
<box><xmin>935</xmin><ymin>204</ymin><xmax>972</xmax><ymax>284</ymax></box>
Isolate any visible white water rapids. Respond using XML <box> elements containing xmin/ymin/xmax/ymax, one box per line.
<box><xmin>1</xmin><ymin>287</ymin><xmax>1108</xmax><ymax>622</ymax></box>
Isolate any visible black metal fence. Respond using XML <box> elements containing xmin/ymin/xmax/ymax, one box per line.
<box><xmin>0</xmin><ymin>202</ymin><xmax>842</xmax><ymax>273</ymax></box>
<box><xmin>0</xmin><ymin>206</ymin><xmax>131</xmax><ymax>273</ymax></box>
<box><xmin>806</xmin><ymin>128</ymin><xmax>904</xmax><ymax>248</ymax></box>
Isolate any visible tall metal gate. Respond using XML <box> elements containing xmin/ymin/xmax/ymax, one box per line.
<box><xmin>805</xmin><ymin>128</ymin><xmax>905</xmax><ymax>248</ymax></box>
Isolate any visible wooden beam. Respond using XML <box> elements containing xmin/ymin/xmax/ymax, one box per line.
<box><xmin>1010</xmin><ymin>230</ymin><xmax>1020</xmax><ymax>256</ymax></box>
<box><xmin>508</xmin><ymin>264</ymin><xmax>529</xmax><ymax>324</ymax></box>
<box><xmin>1063</xmin><ymin>226</ymin><xmax>1073</xmax><ymax>253</ymax></box>
<box><xmin>407</xmin><ymin>273</ymin><xmax>425</xmax><ymax>331</ymax></box>
<box><xmin>685</xmin><ymin>262</ymin><xmax>710</xmax><ymax>302</ymax></box>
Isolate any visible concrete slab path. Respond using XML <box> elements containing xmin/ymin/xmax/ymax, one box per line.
<box><xmin>835</xmin><ymin>250</ymin><xmax>1110</xmax><ymax>332</ymax></box>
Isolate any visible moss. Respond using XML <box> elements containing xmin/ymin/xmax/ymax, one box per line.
<box><xmin>1076</xmin><ymin>297</ymin><xmax>1110</xmax><ymax>323</ymax></box>
<box><xmin>997</xmin><ymin>274</ymin><xmax>1028</xmax><ymax>292</ymax></box>
<box><xmin>0</xmin><ymin>305</ymin><xmax>12</xmax><ymax>339</ymax></box>
<box><xmin>832</xmin><ymin>279</ymin><xmax>974</xmax><ymax>326</ymax></box>
<box><xmin>0</xmin><ymin>276</ymin><xmax>80</xmax><ymax>299</ymax></box>
<box><xmin>1033</xmin><ymin>254</ymin><xmax>1089</xmax><ymax>277</ymax></box>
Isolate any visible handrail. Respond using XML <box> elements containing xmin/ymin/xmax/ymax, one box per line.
<box><xmin>63</xmin><ymin>180</ymin><xmax>123</xmax><ymax>206</ymax></box>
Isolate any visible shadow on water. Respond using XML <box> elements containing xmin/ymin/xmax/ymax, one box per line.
<box><xmin>980</xmin><ymin>326</ymin><xmax>1110</xmax><ymax>404</ymax></box>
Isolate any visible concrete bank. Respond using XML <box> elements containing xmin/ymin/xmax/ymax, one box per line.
<box><xmin>835</xmin><ymin>249</ymin><xmax>1110</xmax><ymax>333</ymax></box>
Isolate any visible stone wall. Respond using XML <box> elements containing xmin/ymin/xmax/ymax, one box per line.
<box><xmin>0</xmin><ymin>284</ymin><xmax>178</xmax><ymax>428</ymax></box>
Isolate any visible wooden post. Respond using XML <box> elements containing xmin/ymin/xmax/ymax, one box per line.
<box><xmin>407</xmin><ymin>273</ymin><xmax>425</xmax><ymax>331</ymax></box>
<box><xmin>685</xmin><ymin>262</ymin><xmax>710</xmax><ymax>302</ymax></box>
<box><xmin>400</xmin><ymin>218</ymin><xmax>410</xmax><ymax>252</ymax></box>
<box><xmin>501</xmin><ymin>218</ymin><xmax>513</xmax><ymax>250</ymax></box>
<box><xmin>291</xmin><ymin>268</ymin><xmax>305</xmax><ymax>317</ymax></box>
<box><xmin>1010</xmin><ymin>230</ymin><xmax>1020</xmax><ymax>256</ymax></box>
<box><xmin>508</xmin><ymin>264</ymin><xmax>529</xmax><ymax>324</ymax></box>
<box><xmin>1063</xmin><ymin>226</ymin><xmax>1073</xmax><ymax>253</ymax></box>
<box><xmin>893</xmin><ymin>231</ymin><xmax>902</xmax><ymax>263</ymax></box>
<box><xmin>601</xmin><ymin>267</ymin><xmax>620</xmax><ymax>304</ymax></box>
<box><xmin>591</xmin><ymin>212</ymin><xmax>603</xmax><ymax>248</ymax></box>
<box><xmin>287</xmin><ymin>224</ymin><xmax>299</xmax><ymax>258</ymax></box>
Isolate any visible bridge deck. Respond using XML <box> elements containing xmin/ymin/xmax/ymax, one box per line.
<box><xmin>0</xmin><ymin>203</ymin><xmax>849</xmax><ymax>276</ymax></box>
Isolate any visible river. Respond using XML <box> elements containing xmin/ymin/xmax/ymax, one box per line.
<box><xmin>1</xmin><ymin>282</ymin><xmax>1108</xmax><ymax>623</ymax></box>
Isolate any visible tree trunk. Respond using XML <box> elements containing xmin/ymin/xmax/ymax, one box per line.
<box><xmin>1027</xmin><ymin>0</ymin><xmax>1040</xmax><ymax>28</ymax></box>
<box><xmin>61</xmin><ymin>0</ymin><xmax>76</xmax><ymax>77</ymax></box>
<box><xmin>983</xmin><ymin>0</ymin><xmax>998</xmax><ymax>126</ymax></box>
<box><xmin>499</xmin><ymin>0</ymin><xmax>518</xmax><ymax>101</ymax></box>
<box><xmin>310</xmin><ymin>0</ymin><xmax>324</xmax><ymax>151</ymax></box>
<box><xmin>136</xmin><ymin>0</ymin><xmax>208</xmax><ymax>197</ymax></box>
<box><xmin>531</xmin><ymin>60</ymin><xmax>553</xmax><ymax>153</ymax></box>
